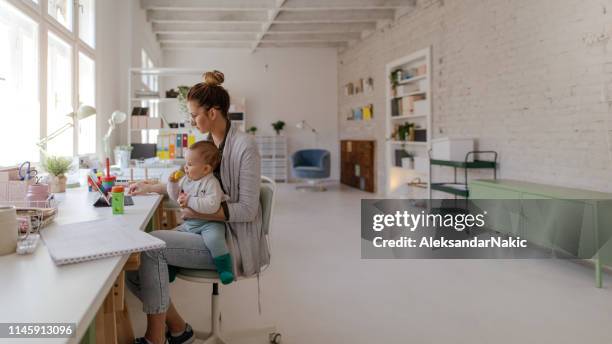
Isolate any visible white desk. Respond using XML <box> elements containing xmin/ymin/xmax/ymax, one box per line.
<box><xmin>0</xmin><ymin>188</ymin><xmax>163</xmax><ymax>343</ymax></box>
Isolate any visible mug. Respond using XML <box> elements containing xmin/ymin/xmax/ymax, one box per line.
<box><xmin>25</xmin><ymin>183</ymin><xmax>50</xmax><ymax>207</ymax></box>
<box><xmin>0</xmin><ymin>206</ymin><xmax>17</xmax><ymax>256</ymax></box>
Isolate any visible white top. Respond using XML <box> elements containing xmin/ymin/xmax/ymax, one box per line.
<box><xmin>0</xmin><ymin>188</ymin><xmax>163</xmax><ymax>343</ymax></box>
<box><xmin>167</xmin><ymin>174</ymin><xmax>224</xmax><ymax>214</ymax></box>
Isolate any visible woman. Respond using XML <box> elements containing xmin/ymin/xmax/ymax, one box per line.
<box><xmin>126</xmin><ymin>71</ymin><xmax>269</xmax><ymax>344</ymax></box>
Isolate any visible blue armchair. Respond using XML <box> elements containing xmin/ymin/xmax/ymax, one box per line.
<box><xmin>291</xmin><ymin>149</ymin><xmax>331</xmax><ymax>190</ymax></box>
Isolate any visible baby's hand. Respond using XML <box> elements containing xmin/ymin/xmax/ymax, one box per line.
<box><xmin>177</xmin><ymin>192</ymin><xmax>189</xmax><ymax>208</ymax></box>
<box><xmin>168</xmin><ymin>170</ymin><xmax>185</xmax><ymax>183</ymax></box>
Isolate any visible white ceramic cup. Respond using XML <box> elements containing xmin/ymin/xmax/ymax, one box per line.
<box><xmin>0</xmin><ymin>206</ymin><xmax>17</xmax><ymax>256</ymax></box>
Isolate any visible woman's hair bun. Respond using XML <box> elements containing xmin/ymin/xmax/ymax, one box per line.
<box><xmin>203</xmin><ymin>70</ymin><xmax>224</xmax><ymax>86</ymax></box>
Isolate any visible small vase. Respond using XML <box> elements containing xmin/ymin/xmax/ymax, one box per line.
<box><xmin>49</xmin><ymin>175</ymin><xmax>67</xmax><ymax>193</ymax></box>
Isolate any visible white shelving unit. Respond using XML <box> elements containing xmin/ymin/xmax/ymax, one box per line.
<box><xmin>385</xmin><ymin>47</ymin><xmax>432</xmax><ymax>197</ymax></box>
<box><xmin>255</xmin><ymin>136</ymin><xmax>288</xmax><ymax>182</ymax></box>
<box><xmin>128</xmin><ymin>68</ymin><xmax>246</xmax><ymax>148</ymax></box>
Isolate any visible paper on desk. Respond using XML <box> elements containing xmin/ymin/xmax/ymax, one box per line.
<box><xmin>41</xmin><ymin>217</ymin><xmax>166</xmax><ymax>265</ymax></box>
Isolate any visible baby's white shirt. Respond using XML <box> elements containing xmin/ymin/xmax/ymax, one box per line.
<box><xmin>167</xmin><ymin>173</ymin><xmax>226</xmax><ymax>214</ymax></box>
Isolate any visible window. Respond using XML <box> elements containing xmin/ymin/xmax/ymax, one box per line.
<box><xmin>0</xmin><ymin>0</ymin><xmax>39</xmax><ymax>166</ymax></box>
<box><xmin>0</xmin><ymin>0</ymin><xmax>96</xmax><ymax>165</ymax></box>
<box><xmin>47</xmin><ymin>0</ymin><xmax>72</xmax><ymax>31</ymax></box>
<box><xmin>77</xmin><ymin>0</ymin><xmax>94</xmax><ymax>47</ymax></box>
<box><xmin>47</xmin><ymin>32</ymin><xmax>73</xmax><ymax>156</ymax></box>
<box><xmin>78</xmin><ymin>52</ymin><xmax>95</xmax><ymax>154</ymax></box>
<box><xmin>140</xmin><ymin>50</ymin><xmax>158</xmax><ymax>144</ymax></box>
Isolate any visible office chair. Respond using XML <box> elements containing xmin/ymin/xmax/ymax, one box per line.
<box><xmin>175</xmin><ymin>176</ymin><xmax>280</xmax><ymax>344</ymax></box>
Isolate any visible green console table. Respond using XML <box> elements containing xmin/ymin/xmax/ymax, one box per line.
<box><xmin>469</xmin><ymin>179</ymin><xmax>612</xmax><ymax>288</ymax></box>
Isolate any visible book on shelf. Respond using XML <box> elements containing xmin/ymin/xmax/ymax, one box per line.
<box><xmin>156</xmin><ymin>132</ymin><xmax>194</xmax><ymax>160</ymax></box>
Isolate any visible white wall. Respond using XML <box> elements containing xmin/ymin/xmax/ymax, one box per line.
<box><xmin>96</xmin><ymin>0</ymin><xmax>162</xmax><ymax>160</ymax></box>
<box><xmin>338</xmin><ymin>0</ymin><xmax>612</xmax><ymax>193</ymax></box>
<box><xmin>163</xmin><ymin>48</ymin><xmax>340</xmax><ymax>179</ymax></box>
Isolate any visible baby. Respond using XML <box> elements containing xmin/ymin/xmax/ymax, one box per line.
<box><xmin>167</xmin><ymin>141</ymin><xmax>234</xmax><ymax>284</ymax></box>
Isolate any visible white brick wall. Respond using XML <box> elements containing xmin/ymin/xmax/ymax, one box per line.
<box><xmin>338</xmin><ymin>0</ymin><xmax>612</xmax><ymax>194</ymax></box>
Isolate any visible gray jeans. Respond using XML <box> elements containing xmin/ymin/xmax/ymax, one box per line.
<box><xmin>126</xmin><ymin>229</ymin><xmax>216</xmax><ymax>314</ymax></box>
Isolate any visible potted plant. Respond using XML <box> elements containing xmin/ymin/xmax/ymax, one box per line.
<box><xmin>42</xmin><ymin>156</ymin><xmax>74</xmax><ymax>193</ymax></box>
<box><xmin>271</xmin><ymin>121</ymin><xmax>285</xmax><ymax>135</ymax></box>
<box><xmin>247</xmin><ymin>126</ymin><xmax>257</xmax><ymax>135</ymax></box>
<box><xmin>177</xmin><ymin>85</ymin><xmax>191</xmax><ymax>122</ymax></box>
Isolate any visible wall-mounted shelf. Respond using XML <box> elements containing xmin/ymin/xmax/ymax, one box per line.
<box><xmin>389</xmin><ymin>91</ymin><xmax>427</xmax><ymax>101</ymax></box>
<box><xmin>390</xmin><ymin>114</ymin><xmax>427</xmax><ymax>120</ymax></box>
<box><xmin>397</xmin><ymin>75</ymin><xmax>427</xmax><ymax>85</ymax></box>
<box><xmin>389</xmin><ymin>141</ymin><xmax>428</xmax><ymax>146</ymax></box>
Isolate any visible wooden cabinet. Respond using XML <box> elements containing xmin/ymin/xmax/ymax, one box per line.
<box><xmin>340</xmin><ymin>140</ymin><xmax>375</xmax><ymax>193</ymax></box>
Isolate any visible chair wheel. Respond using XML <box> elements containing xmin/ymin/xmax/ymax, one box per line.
<box><xmin>269</xmin><ymin>332</ymin><xmax>281</xmax><ymax>344</ymax></box>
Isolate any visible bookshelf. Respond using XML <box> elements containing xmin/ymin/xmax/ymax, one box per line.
<box><xmin>127</xmin><ymin>68</ymin><xmax>246</xmax><ymax>161</ymax></box>
<box><xmin>385</xmin><ymin>47</ymin><xmax>432</xmax><ymax>197</ymax></box>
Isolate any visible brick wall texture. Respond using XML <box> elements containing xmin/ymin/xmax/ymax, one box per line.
<box><xmin>338</xmin><ymin>0</ymin><xmax>612</xmax><ymax>194</ymax></box>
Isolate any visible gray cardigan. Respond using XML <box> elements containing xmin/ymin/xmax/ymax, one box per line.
<box><xmin>220</xmin><ymin>124</ymin><xmax>270</xmax><ymax>277</ymax></box>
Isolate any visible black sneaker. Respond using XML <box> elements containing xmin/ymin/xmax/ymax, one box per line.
<box><xmin>133</xmin><ymin>337</ymin><xmax>167</xmax><ymax>344</ymax></box>
<box><xmin>165</xmin><ymin>323</ymin><xmax>195</xmax><ymax>344</ymax></box>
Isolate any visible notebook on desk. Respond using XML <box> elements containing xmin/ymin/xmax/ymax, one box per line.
<box><xmin>41</xmin><ymin>217</ymin><xmax>165</xmax><ymax>265</ymax></box>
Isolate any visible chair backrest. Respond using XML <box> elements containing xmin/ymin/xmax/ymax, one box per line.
<box><xmin>260</xmin><ymin>176</ymin><xmax>276</xmax><ymax>236</ymax></box>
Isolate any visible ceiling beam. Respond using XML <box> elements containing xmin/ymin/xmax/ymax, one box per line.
<box><xmin>274</xmin><ymin>9</ymin><xmax>395</xmax><ymax>23</ymax></box>
<box><xmin>157</xmin><ymin>33</ymin><xmax>259</xmax><ymax>42</ymax></box>
<box><xmin>161</xmin><ymin>42</ymin><xmax>252</xmax><ymax>49</ymax></box>
<box><xmin>263</xmin><ymin>32</ymin><xmax>361</xmax><ymax>41</ymax></box>
<box><xmin>268</xmin><ymin>22</ymin><xmax>376</xmax><ymax>33</ymax></box>
<box><xmin>282</xmin><ymin>0</ymin><xmax>415</xmax><ymax>10</ymax></box>
<box><xmin>141</xmin><ymin>0</ymin><xmax>275</xmax><ymax>10</ymax></box>
<box><xmin>259</xmin><ymin>41</ymin><xmax>347</xmax><ymax>48</ymax></box>
<box><xmin>251</xmin><ymin>0</ymin><xmax>286</xmax><ymax>53</ymax></box>
<box><xmin>147</xmin><ymin>10</ymin><xmax>269</xmax><ymax>23</ymax></box>
<box><xmin>152</xmin><ymin>22</ymin><xmax>263</xmax><ymax>33</ymax></box>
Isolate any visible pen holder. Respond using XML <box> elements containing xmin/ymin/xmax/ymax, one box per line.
<box><xmin>101</xmin><ymin>176</ymin><xmax>116</xmax><ymax>194</ymax></box>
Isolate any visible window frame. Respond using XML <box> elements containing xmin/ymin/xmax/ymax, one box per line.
<box><xmin>2</xmin><ymin>0</ymin><xmax>96</xmax><ymax>164</ymax></box>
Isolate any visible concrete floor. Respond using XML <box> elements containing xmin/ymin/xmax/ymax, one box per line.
<box><xmin>128</xmin><ymin>183</ymin><xmax>612</xmax><ymax>344</ymax></box>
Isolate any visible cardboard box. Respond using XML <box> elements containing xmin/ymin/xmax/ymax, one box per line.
<box><xmin>148</xmin><ymin>117</ymin><xmax>163</xmax><ymax>129</ymax></box>
<box><xmin>431</xmin><ymin>138</ymin><xmax>475</xmax><ymax>162</ymax></box>
<box><xmin>413</xmin><ymin>100</ymin><xmax>428</xmax><ymax>115</ymax></box>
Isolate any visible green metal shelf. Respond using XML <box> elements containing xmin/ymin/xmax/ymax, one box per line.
<box><xmin>428</xmin><ymin>150</ymin><xmax>498</xmax><ymax>199</ymax></box>
<box><xmin>430</xmin><ymin>159</ymin><xmax>497</xmax><ymax>169</ymax></box>
<box><xmin>431</xmin><ymin>183</ymin><xmax>469</xmax><ymax>197</ymax></box>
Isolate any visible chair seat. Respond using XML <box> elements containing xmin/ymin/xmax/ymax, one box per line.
<box><xmin>294</xmin><ymin>166</ymin><xmax>324</xmax><ymax>172</ymax></box>
<box><xmin>176</xmin><ymin>268</ymin><xmax>220</xmax><ymax>282</ymax></box>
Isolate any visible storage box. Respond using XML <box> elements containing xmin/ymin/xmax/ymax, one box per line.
<box><xmin>431</xmin><ymin>138</ymin><xmax>475</xmax><ymax>162</ymax></box>
<box><xmin>418</xmin><ymin>79</ymin><xmax>429</xmax><ymax>92</ymax></box>
<box><xmin>394</xmin><ymin>149</ymin><xmax>410</xmax><ymax>167</ymax></box>
<box><xmin>131</xmin><ymin>116</ymin><xmax>149</xmax><ymax>130</ymax></box>
<box><xmin>148</xmin><ymin>117</ymin><xmax>163</xmax><ymax>129</ymax></box>
<box><xmin>413</xmin><ymin>100</ymin><xmax>428</xmax><ymax>115</ymax></box>
<box><xmin>396</xmin><ymin>84</ymin><xmax>418</xmax><ymax>95</ymax></box>
<box><xmin>401</xmin><ymin>157</ymin><xmax>414</xmax><ymax>169</ymax></box>
<box><xmin>414</xmin><ymin>129</ymin><xmax>427</xmax><ymax>142</ymax></box>
<box><xmin>414</xmin><ymin>157</ymin><xmax>429</xmax><ymax>174</ymax></box>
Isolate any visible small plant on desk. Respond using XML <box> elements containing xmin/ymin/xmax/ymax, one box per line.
<box><xmin>42</xmin><ymin>156</ymin><xmax>74</xmax><ymax>193</ymax></box>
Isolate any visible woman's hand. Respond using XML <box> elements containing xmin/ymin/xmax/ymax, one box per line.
<box><xmin>128</xmin><ymin>181</ymin><xmax>151</xmax><ymax>195</ymax></box>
